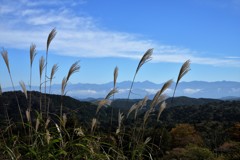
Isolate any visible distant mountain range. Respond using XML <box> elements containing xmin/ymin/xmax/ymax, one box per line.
<box><xmin>2</xmin><ymin>81</ymin><xmax>240</xmax><ymax>100</ymax></box>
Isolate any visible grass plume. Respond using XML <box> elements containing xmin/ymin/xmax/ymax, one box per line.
<box><xmin>114</xmin><ymin>66</ymin><xmax>118</xmax><ymax>89</ymax></box>
<box><xmin>61</xmin><ymin>61</ymin><xmax>80</xmax><ymax>119</ymax></box>
<box><xmin>105</xmin><ymin>88</ymin><xmax>118</xmax><ymax>99</ymax></box>
<box><xmin>29</xmin><ymin>43</ymin><xmax>37</xmax><ymax>118</ymax></box>
<box><xmin>19</xmin><ymin>81</ymin><xmax>28</xmax><ymax>99</ymax></box>
<box><xmin>1</xmin><ymin>49</ymin><xmax>10</xmax><ymax>73</ymax></box>
<box><xmin>116</xmin><ymin>111</ymin><xmax>124</xmax><ymax>134</ymax></box>
<box><xmin>172</xmin><ymin>60</ymin><xmax>191</xmax><ymax>101</ymax></box>
<box><xmin>47</xmin><ymin>64</ymin><xmax>59</xmax><ymax>116</ymax></box>
<box><xmin>45</xmin><ymin>28</ymin><xmax>57</xmax><ymax>117</ymax></box>
<box><xmin>1</xmin><ymin>49</ymin><xmax>25</xmax><ymax>130</ymax></box>
<box><xmin>157</xmin><ymin>101</ymin><xmax>166</xmax><ymax>121</ymax></box>
<box><xmin>127</xmin><ymin>48</ymin><xmax>153</xmax><ymax>99</ymax></box>
<box><xmin>46</xmin><ymin>28</ymin><xmax>57</xmax><ymax>53</ymax></box>
<box><xmin>39</xmin><ymin>56</ymin><xmax>45</xmax><ymax>115</ymax></box>
<box><xmin>30</xmin><ymin>44</ymin><xmax>37</xmax><ymax>67</ymax></box>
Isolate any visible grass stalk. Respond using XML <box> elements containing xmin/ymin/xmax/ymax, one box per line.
<box><xmin>29</xmin><ymin>44</ymin><xmax>37</xmax><ymax>113</ymax></box>
<box><xmin>39</xmin><ymin>56</ymin><xmax>45</xmax><ymax>116</ymax></box>
<box><xmin>47</xmin><ymin>64</ymin><xmax>58</xmax><ymax>117</ymax></box>
<box><xmin>61</xmin><ymin>61</ymin><xmax>80</xmax><ymax>123</ymax></box>
<box><xmin>127</xmin><ymin>48</ymin><xmax>153</xmax><ymax>100</ymax></box>
<box><xmin>1</xmin><ymin>50</ymin><xmax>25</xmax><ymax>131</ymax></box>
<box><xmin>110</xmin><ymin>66</ymin><xmax>118</xmax><ymax>129</ymax></box>
<box><xmin>44</xmin><ymin>28</ymin><xmax>57</xmax><ymax>117</ymax></box>
<box><xmin>172</xmin><ymin>60</ymin><xmax>191</xmax><ymax>102</ymax></box>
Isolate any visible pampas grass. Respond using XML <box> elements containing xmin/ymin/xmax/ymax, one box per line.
<box><xmin>157</xmin><ymin>101</ymin><xmax>166</xmax><ymax>121</ymax></box>
<box><xmin>45</xmin><ymin>29</ymin><xmax>57</xmax><ymax>116</ymax></box>
<box><xmin>114</xmin><ymin>66</ymin><xmax>118</xmax><ymax>89</ymax></box>
<box><xmin>1</xmin><ymin>49</ymin><xmax>10</xmax><ymax>73</ymax></box>
<box><xmin>91</xmin><ymin>118</ymin><xmax>97</xmax><ymax>134</ymax></box>
<box><xmin>61</xmin><ymin>61</ymin><xmax>80</xmax><ymax>120</ymax></box>
<box><xmin>1</xmin><ymin>49</ymin><xmax>25</xmax><ymax>129</ymax></box>
<box><xmin>116</xmin><ymin>111</ymin><xmax>124</xmax><ymax>134</ymax></box>
<box><xmin>47</xmin><ymin>64</ymin><xmax>58</xmax><ymax>116</ymax></box>
<box><xmin>111</xmin><ymin>66</ymin><xmax>119</xmax><ymax>127</ymax></box>
<box><xmin>105</xmin><ymin>88</ymin><xmax>118</xmax><ymax>99</ymax></box>
<box><xmin>172</xmin><ymin>60</ymin><xmax>191</xmax><ymax>101</ymax></box>
<box><xmin>29</xmin><ymin>44</ymin><xmax>37</xmax><ymax>118</ymax></box>
<box><xmin>39</xmin><ymin>56</ymin><xmax>45</xmax><ymax>115</ymax></box>
<box><xmin>96</xmin><ymin>99</ymin><xmax>110</xmax><ymax>114</ymax></box>
<box><xmin>127</xmin><ymin>48</ymin><xmax>153</xmax><ymax>99</ymax></box>
<box><xmin>127</xmin><ymin>96</ymin><xmax>148</xmax><ymax>119</ymax></box>
<box><xmin>19</xmin><ymin>81</ymin><xmax>28</xmax><ymax>99</ymax></box>
<box><xmin>0</xmin><ymin>28</ymin><xmax>193</xmax><ymax>159</ymax></box>
<box><xmin>150</xmin><ymin>79</ymin><xmax>172</xmax><ymax>109</ymax></box>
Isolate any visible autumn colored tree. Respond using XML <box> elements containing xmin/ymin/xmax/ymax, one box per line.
<box><xmin>170</xmin><ymin>123</ymin><xmax>204</xmax><ymax>148</ymax></box>
<box><xmin>229</xmin><ymin>122</ymin><xmax>240</xmax><ymax>141</ymax></box>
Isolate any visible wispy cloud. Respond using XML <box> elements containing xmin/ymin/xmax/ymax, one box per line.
<box><xmin>183</xmin><ymin>88</ymin><xmax>202</xmax><ymax>94</ymax></box>
<box><xmin>0</xmin><ymin>0</ymin><xmax>239</xmax><ymax>67</ymax></box>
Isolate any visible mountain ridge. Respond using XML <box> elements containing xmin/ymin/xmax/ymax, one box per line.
<box><xmin>2</xmin><ymin>81</ymin><xmax>240</xmax><ymax>99</ymax></box>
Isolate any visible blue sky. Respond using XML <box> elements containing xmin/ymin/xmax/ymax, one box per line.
<box><xmin>0</xmin><ymin>0</ymin><xmax>240</xmax><ymax>88</ymax></box>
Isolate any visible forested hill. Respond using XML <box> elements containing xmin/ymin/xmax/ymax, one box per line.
<box><xmin>0</xmin><ymin>91</ymin><xmax>239</xmax><ymax>126</ymax></box>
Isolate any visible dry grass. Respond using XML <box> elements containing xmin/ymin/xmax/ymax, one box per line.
<box><xmin>172</xmin><ymin>59</ymin><xmax>191</xmax><ymax>100</ymax></box>
<box><xmin>19</xmin><ymin>81</ymin><xmax>28</xmax><ymax>99</ymax></box>
<box><xmin>157</xmin><ymin>101</ymin><xmax>166</xmax><ymax>121</ymax></box>
<box><xmin>30</xmin><ymin>43</ymin><xmax>37</xmax><ymax>67</ymax></box>
<box><xmin>116</xmin><ymin>111</ymin><xmax>124</xmax><ymax>134</ymax></box>
<box><xmin>1</xmin><ymin>49</ymin><xmax>10</xmax><ymax>73</ymax></box>
<box><xmin>46</xmin><ymin>28</ymin><xmax>57</xmax><ymax>53</ymax></box>
<box><xmin>127</xmin><ymin>48</ymin><xmax>153</xmax><ymax>99</ymax></box>
<box><xmin>39</xmin><ymin>56</ymin><xmax>45</xmax><ymax>81</ymax></box>
<box><xmin>114</xmin><ymin>66</ymin><xmax>118</xmax><ymax>89</ymax></box>
<box><xmin>0</xmin><ymin>28</ymin><xmax>193</xmax><ymax>159</ymax></box>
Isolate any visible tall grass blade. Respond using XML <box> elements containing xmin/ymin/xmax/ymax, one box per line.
<box><xmin>116</xmin><ymin>111</ymin><xmax>124</xmax><ymax>134</ymax></box>
<box><xmin>114</xmin><ymin>66</ymin><xmax>118</xmax><ymax>89</ymax></box>
<box><xmin>39</xmin><ymin>56</ymin><xmax>45</xmax><ymax>115</ymax></box>
<box><xmin>47</xmin><ymin>64</ymin><xmax>58</xmax><ymax>116</ymax></box>
<box><xmin>30</xmin><ymin>43</ymin><xmax>37</xmax><ymax>67</ymax></box>
<box><xmin>29</xmin><ymin>43</ymin><xmax>37</xmax><ymax>114</ymax></box>
<box><xmin>96</xmin><ymin>99</ymin><xmax>110</xmax><ymax>114</ymax></box>
<box><xmin>39</xmin><ymin>56</ymin><xmax>45</xmax><ymax>81</ymax></box>
<box><xmin>46</xmin><ymin>28</ymin><xmax>57</xmax><ymax>53</ymax></box>
<box><xmin>91</xmin><ymin>118</ymin><xmax>97</xmax><ymax>134</ymax></box>
<box><xmin>151</xmin><ymin>79</ymin><xmax>172</xmax><ymax>109</ymax></box>
<box><xmin>127</xmin><ymin>48</ymin><xmax>153</xmax><ymax>99</ymax></box>
<box><xmin>19</xmin><ymin>81</ymin><xmax>28</xmax><ymax>99</ymax></box>
<box><xmin>105</xmin><ymin>88</ymin><xmax>118</xmax><ymax>99</ymax></box>
<box><xmin>45</xmin><ymin>28</ymin><xmax>57</xmax><ymax>117</ymax></box>
<box><xmin>172</xmin><ymin>60</ymin><xmax>191</xmax><ymax>101</ymax></box>
<box><xmin>66</xmin><ymin>61</ymin><xmax>80</xmax><ymax>81</ymax></box>
<box><xmin>1</xmin><ymin>49</ymin><xmax>25</xmax><ymax>130</ymax></box>
<box><xmin>1</xmin><ymin>49</ymin><xmax>10</xmax><ymax>73</ymax></box>
<box><xmin>111</xmin><ymin>66</ymin><xmax>119</xmax><ymax>127</ymax></box>
<box><xmin>61</xmin><ymin>61</ymin><xmax>80</xmax><ymax>119</ymax></box>
<box><xmin>157</xmin><ymin>101</ymin><xmax>166</xmax><ymax>121</ymax></box>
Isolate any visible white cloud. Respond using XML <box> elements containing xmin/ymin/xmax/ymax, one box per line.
<box><xmin>118</xmin><ymin>89</ymin><xmax>130</xmax><ymax>93</ymax></box>
<box><xmin>145</xmin><ymin>89</ymin><xmax>158</xmax><ymax>94</ymax></box>
<box><xmin>145</xmin><ymin>88</ymin><xmax>173</xmax><ymax>95</ymax></box>
<box><xmin>0</xmin><ymin>0</ymin><xmax>240</xmax><ymax>67</ymax></box>
<box><xmin>183</xmin><ymin>88</ymin><xmax>202</xmax><ymax>94</ymax></box>
<box><xmin>68</xmin><ymin>89</ymin><xmax>97</xmax><ymax>95</ymax></box>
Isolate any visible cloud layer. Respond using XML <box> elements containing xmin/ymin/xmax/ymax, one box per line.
<box><xmin>0</xmin><ymin>0</ymin><xmax>239</xmax><ymax>67</ymax></box>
